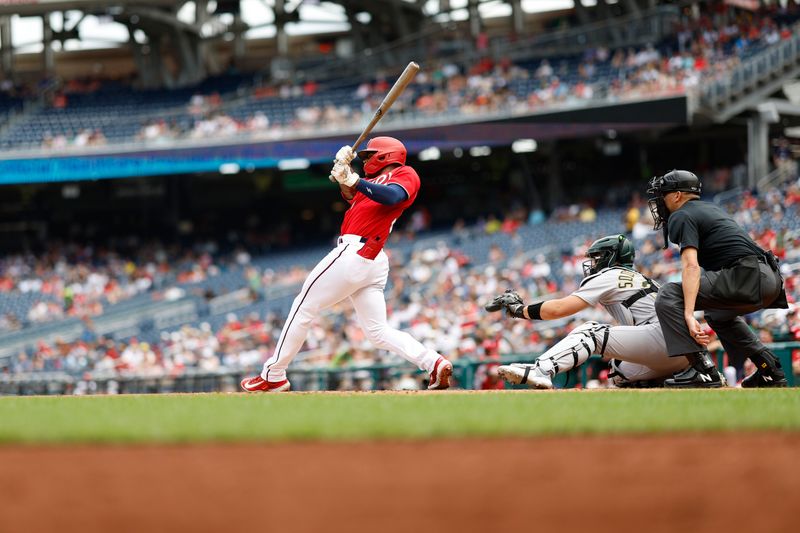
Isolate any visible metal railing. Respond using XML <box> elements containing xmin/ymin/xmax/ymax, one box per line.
<box><xmin>757</xmin><ymin>161</ymin><xmax>799</xmax><ymax>192</ymax></box>
<box><xmin>2</xmin><ymin>342</ymin><xmax>796</xmax><ymax>395</ymax></box>
<box><xmin>712</xmin><ymin>186</ymin><xmax>744</xmax><ymax>205</ymax></box>
<box><xmin>294</xmin><ymin>5</ymin><xmax>680</xmax><ymax>82</ymax></box>
<box><xmin>697</xmin><ymin>28</ymin><xmax>800</xmax><ymax>119</ymax></box>
<box><xmin>493</xmin><ymin>5</ymin><xmax>680</xmax><ymax>63</ymax></box>
<box><xmin>0</xmin><ymin>91</ymin><xmax>687</xmax><ymax>162</ymax></box>
<box><xmin>0</xmin><ymin>354</ymin><xmax>530</xmax><ymax>395</ymax></box>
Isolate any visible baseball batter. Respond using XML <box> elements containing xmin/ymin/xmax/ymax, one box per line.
<box><xmin>241</xmin><ymin>137</ymin><xmax>453</xmax><ymax>392</ymax></box>
<box><xmin>486</xmin><ymin>235</ymin><xmax>688</xmax><ymax>388</ymax></box>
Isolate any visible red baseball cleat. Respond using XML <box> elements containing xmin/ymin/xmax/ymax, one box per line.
<box><xmin>428</xmin><ymin>357</ymin><xmax>453</xmax><ymax>390</ymax></box>
<box><xmin>240</xmin><ymin>375</ymin><xmax>291</xmax><ymax>393</ymax></box>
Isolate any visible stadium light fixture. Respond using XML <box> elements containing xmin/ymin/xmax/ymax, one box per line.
<box><xmin>453</xmin><ymin>147</ymin><xmax>464</xmax><ymax>158</ymax></box>
<box><xmin>278</xmin><ymin>158</ymin><xmax>311</xmax><ymax>170</ymax></box>
<box><xmin>469</xmin><ymin>146</ymin><xmax>492</xmax><ymax>157</ymax></box>
<box><xmin>219</xmin><ymin>163</ymin><xmax>241</xmax><ymax>174</ymax></box>
<box><xmin>418</xmin><ymin>147</ymin><xmax>441</xmax><ymax>161</ymax></box>
<box><xmin>511</xmin><ymin>139</ymin><xmax>537</xmax><ymax>153</ymax></box>
<box><xmin>602</xmin><ymin>142</ymin><xmax>622</xmax><ymax>156</ymax></box>
<box><xmin>785</xmin><ymin>127</ymin><xmax>800</xmax><ymax>138</ymax></box>
<box><xmin>61</xmin><ymin>185</ymin><xmax>80</xmax><ymax>199</ymax></box>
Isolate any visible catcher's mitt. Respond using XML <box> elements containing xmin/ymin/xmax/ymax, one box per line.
<box><xmin>484</xmin><ymin>289</ymin><xmax>524</xmax><ymax>312</ymax></box>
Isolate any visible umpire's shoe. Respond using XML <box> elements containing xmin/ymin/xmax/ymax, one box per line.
<box><xmin>742</xmin><ymin>350</ymin><xmax>788</xmax><ymax>388</ymax></box>
<box><xmin>664</xmin><ymin>351</ymin><xmax>723</xmax><ymax>388</ymax></box>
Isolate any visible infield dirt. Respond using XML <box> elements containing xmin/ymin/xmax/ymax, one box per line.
<box><xmin>1</xmin><ymin>433</ymin><xmax>797</xmax><ymax>533</ymax></box>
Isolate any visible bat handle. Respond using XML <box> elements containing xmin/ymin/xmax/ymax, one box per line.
<box><xmin>352</xmin><ymin>135</ymin><xmax>366</xmax><ymax>153</ymax></box>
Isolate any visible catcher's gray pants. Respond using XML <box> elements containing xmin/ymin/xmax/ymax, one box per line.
<box><xmin>536</xmin><ymin>321</ymin><xmax>685</xmax><ymax>382</ymax></box>
<box><xmin>603</xmin><ymin>323</ymin><xmax>687</xmax><ymax>381</ymax></box>
<box><xmin>654</xmin><ymin>261</ymin><xmax>782</xmax><ymax>363</ymax></box>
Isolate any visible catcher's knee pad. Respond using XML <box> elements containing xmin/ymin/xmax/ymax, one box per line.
<box><xmin>571</xmin><ymin>321</ymin><xmax>611</xmax><ymax>356</ymax></box>
<box><xmin>537</xmin><ymin>321</ymin><xmax>610</xmax><ymax>375</ymax></box>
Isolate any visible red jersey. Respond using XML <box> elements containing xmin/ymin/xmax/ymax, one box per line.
<box><xmin>340</xmin><ymin>165</ymin><xmax>420</xmax><ymax>246</ymax></box>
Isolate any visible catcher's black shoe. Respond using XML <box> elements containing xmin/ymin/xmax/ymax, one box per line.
<box><xmin>664</xmin><ymin>351</ymin><xmax>723</xmax><ymax>389</ymax></box>
<box><xmin>742</xmin><ymin>352</ymin><xmax>787</xmax><ymax>388</ymax></box>
<box><xmin>614</xmin><ymin>378</ymin><xmax>665</xmax><ymax>389</ymax></box>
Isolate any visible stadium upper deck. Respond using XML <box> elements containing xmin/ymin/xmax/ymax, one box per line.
<box><xmin>0</xmin><ymin>4</ymin><xmax>800</xmax><ymax>153</ymax></box>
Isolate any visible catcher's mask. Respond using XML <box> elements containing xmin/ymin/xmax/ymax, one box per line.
<box><xmin>357</xmin><ymin>136</ymin><xmax>407</xmax><ymax>177</ymax></box>
<box><xmin>646</xmin><ymin>170</ymin><xmax>702</xmax><ymax>249</ymax></box>
<box><xmin>582</xmin><ymin>234</ymin><xmax>635</xmax><ymax>277</ymax></box>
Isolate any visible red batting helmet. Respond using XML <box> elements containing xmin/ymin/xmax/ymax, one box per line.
<box><xmin>357</xmin><ymin>136</ymin><xmax>407</xmax><ymax>176</ymax></box>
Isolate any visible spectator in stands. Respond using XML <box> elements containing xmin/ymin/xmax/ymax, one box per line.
<box><xmin>534</xmin><ymin>59</ymin><xmax>553</xmax><ymax>79</ymax></box>
<box><xmin>624</xmin><ymin>196</ymin><xmax>642</xmax><ymax>234</ymax></box>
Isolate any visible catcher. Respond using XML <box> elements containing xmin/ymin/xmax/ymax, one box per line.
<box><xmin>485</xmin><ymin>234</ymin><xmax>690</xmax><ymax>388</ymax></box>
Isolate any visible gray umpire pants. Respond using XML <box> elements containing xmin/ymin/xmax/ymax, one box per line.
<box><xmin>654</xmin><ymin>260</ymin><xmax>783</xmax><ymax>362</ymax></box>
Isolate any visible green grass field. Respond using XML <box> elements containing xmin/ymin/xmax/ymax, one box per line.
<box><xmin>0</xmin><ymin>389</ymin><xmax>798</xmax><ymax>445</ymax></box>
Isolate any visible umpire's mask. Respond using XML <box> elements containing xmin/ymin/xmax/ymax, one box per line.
<box><xmin>646</xmin><ymin>170</ymin><xmax>702</xmax><ymax>249</ymax></box>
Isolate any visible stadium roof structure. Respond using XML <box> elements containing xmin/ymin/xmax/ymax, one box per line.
<box><xmin>0</xmin><ymin>1</ymin><xmax>669</xmax><ymax>86</ymax></box>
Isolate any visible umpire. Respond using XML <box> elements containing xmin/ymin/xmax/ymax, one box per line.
<box><xmin>646</xmin><ymin>170</ymin><xmax>788</xmax><ymax>388</ymax></box>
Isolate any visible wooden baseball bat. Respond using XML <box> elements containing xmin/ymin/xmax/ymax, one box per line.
<box><xmin>352</xmin><ymin>61</ymin><xmax>420</xmax><ymax>151</ymax></box>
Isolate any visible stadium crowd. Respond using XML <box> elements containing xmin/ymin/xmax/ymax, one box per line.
<box><xmin>4</xmin><ymin>173</ymin><xmax>800</xmax><ymax>391</ymax></box>
<box><xmin>4</xmin><ymin>1</ymin><xmax>800</xmax><ymax>390</ymax></box>
<box><xmin>0</xmin><ymin>241</ymin><xmax>305</xmax><ymax>330</ymax></box>
<box><xmin>27</xmin><ymin>0</ymin><xmax>794</xmax><ymax>149</ymax></box>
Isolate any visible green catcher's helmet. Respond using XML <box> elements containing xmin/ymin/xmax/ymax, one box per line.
<box><xmin>582</xmin><ymin>234</ymin><xmax>635</xmax><ymax>277</ymax></box>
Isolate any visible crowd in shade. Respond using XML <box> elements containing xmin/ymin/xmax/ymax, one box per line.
<box><xmin>40</xmin><ymin>128</ymin><xmax>107</xmax><ymax>150</ymax></box>
<box><xmin>4</xmin><ymin>175</ymin><xmax>800</xmax><ymax>390</ymax></box>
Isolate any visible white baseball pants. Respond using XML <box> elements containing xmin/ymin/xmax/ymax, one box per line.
<box><xmin>260</xmin><ymin>235</ymin><xmax>442</xmax><ymax>381</ymax></box>
<box><xmin>535</xmin><ymin>322</ymin><xmax>686</xmax><ymax>383</ymax></box>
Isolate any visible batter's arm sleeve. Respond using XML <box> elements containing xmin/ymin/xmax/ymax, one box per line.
<box><xmin>355</xmin><ymin>181</ymin><xmax>408</xmax><ymax>205</ymax></box>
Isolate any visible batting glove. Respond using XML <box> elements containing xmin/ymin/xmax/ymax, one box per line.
<box><xmin>329</xmin><ymin>161</ymin><xmax>346</xmax><ymax>183</ymax></box>
<box><xmin>335</xmin><ymin>145</ymin><xmax>356</xmax><ymax>165</ymax></box>
<box><xmin>330</xmin><ymin>161</ymin><xmax>359</xmax><ymax>187</ymax></box>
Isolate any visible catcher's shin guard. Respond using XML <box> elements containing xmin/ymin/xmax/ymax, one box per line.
<box><xmin>535</xmin><ymin>322</ymin><xmax>610</xmax><ymax>377</ymax></box>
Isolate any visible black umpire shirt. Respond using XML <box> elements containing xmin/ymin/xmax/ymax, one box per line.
<box><xmin>667</xmin><ymin>199</ymin><xmax>763</xmax><ymax>271</ymax></box>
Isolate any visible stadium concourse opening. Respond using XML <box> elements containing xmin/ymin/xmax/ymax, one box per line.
<box><xmin>0</xmin><ymin>128</ymin><xmax>748</xmax><ymax>251</ymax></box>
